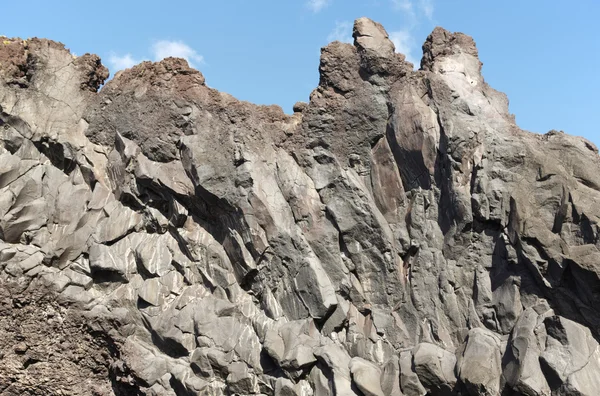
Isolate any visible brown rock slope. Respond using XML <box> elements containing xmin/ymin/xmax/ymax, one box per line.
<box><xmin>1</xmin><ymin>18</ymin><xmax>599</xmax><ymax>396</ymax></box>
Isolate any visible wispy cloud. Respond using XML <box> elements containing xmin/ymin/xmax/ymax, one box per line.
<box><xmin>307</xmin><ymin>0</ymin><xmax>331</xmax><ymax>13</ymax></box>
<box><xmin>151</xmin><ymin>40</ymin><xmax>204</xmax><ymax>67</ymax></box>
<box><xmin>327</xmin><ymin>21</ymin><xmax>353</xmax><ymax>43</ymax></box>
<box><xmin>390</xmin><ymin>30</ymin><xmax>419</xmax><ymax>67</ymax></box>
<box><xmin>391</xmin><ymin>0</ymin><xmax>433</xmax><ymax>19</ymax></box>
<box><xmin>419</xmin><ymin>0</ymin><xmax>434</xmax><ymax>19</ymax></box>
<box><xmin>108</xmin><ymin>53</ymin><xmax>143</xmax><ymax>71</ymax></box>
<box><xmin>392</xmin><ymin>0</ymin><xmax>416</xmax><ymax>27</ymax></box>
<box><xmin>392</xmin><ymin>0</ymin><xmax>414</xmax><ymax>13</ymax></box>
<box><xmin>389</xmin><ymin>0</ymin><xmax>435</xmax><ymax>69</ymax></box>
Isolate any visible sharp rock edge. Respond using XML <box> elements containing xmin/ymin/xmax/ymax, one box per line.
<box><xmin>1</xmin><ymin>17</ymin><xmax>599</xmax><ymax>396</ymax></box>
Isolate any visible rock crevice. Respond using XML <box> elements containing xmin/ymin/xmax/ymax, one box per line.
<box><xmin>1</xmin><ymin>17</ymin><xmax>599</xmax><ymax>396</ymax></box>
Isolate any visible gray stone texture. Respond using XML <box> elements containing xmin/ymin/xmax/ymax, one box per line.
<box><xmin>1</xmin><ymin>18</ymin><xmax>600</xmax><ymax>395</ymax></box>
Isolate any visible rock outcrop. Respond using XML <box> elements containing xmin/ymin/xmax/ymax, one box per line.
<box><xmin>1</xmin><ymin>18</ymin><xmax>599</xmax><ymax>395</ymax></box>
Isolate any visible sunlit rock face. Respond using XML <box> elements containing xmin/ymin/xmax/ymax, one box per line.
<box><xmin>1</xmin><ymin>18</ymin><xmax>600</xmax><ymax>395</ymax></box>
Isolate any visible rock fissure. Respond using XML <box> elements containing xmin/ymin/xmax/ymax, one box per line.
<box><xmin>1</xmin><ymin>17</ymin><xmax>599</xmax><ymax>396</ymax></box>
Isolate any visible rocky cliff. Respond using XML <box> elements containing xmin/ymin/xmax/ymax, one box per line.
<box><xmin>1</xmin><ymin>18</ymin><xmax>599</xmax><ymax>396</ymax></box>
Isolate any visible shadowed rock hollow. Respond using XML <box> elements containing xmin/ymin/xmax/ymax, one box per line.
<box><xmin>1</xmin><ymin>18</ymin><xmax>599</xmax><ymax>396</ymax></box>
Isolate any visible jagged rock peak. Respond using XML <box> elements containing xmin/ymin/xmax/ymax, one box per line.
<box><xmin>353</xmin><ymin>17</ymin><xmax>413</xmax><ymax>77</ymax></box>
<box><xmin>421</xmin><ymin>26</ymin><xmax>480</xmax><ymax>71</ymax></box>
<box><xmin>353</xmin><ymin>17</ymin><xmax>395</xmax><ymax>61</ymax></box>
<box><xmin>0</xmin><ymin>37</ymin><xmax>108</xmax><ymax>91</ymax></box>
<box><xmin>1</xmin><ymin>18</ymin><xmax>600</xmax><ymax>396</ymax></box>
<box><xmin>109</xmin><ymin>57</ymin><xmax>206</xmax><ymax>89</ymax></box>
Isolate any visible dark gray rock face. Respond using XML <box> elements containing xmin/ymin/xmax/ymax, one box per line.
<box><xmin>1</xmin><ymin>18</ymin><xmax>599</xmax><ymax>395</ymax></box>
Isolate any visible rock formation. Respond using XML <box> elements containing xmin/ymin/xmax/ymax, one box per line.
<box><xmin>1</xmin><ymin>18</ymin><xmax>599</xmax><ymax>395</ymax></box>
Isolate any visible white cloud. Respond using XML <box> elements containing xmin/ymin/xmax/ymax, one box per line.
<box><xmin>392</xmin><ymin>0</ymin><xmax>434</xmax><ymax>20</ymax></box>
<box><xmin>391</xmin><ymin>0</ymin><xmax>418</xmax><ymax>29</ymax></box>
<box><xmin>327</xmin><ymin>21</ymin><xmax>353</xmax><ymax>43</ymax></box>
<box><xmin>151</xmin><ymin>40</ymin><xmax>204</xmax><ymax>67</ymax></box>
<box><xmin>108</xmin><ymin>53</ymin><xmax>143</xmax><ymax>71</ymax></box>
<box><xmin>388</xmin><ymin>0</ymin><xmax>433</xmax><ymax>69</ymax></box>
<box><xmin>307</xmin><ymin>0</ymin><xmax>331</xmax><ymax>13</ymax></box>
<box><xmin>392</xmin><ymin>0</ymin><xmax>413</xmax><ymax>12</ymax></box>
<box><xmin>419</xmin><ymin>0</ymin><xmax>434</xmax><ymax>19</ymax></box>
<box><xmin>390</xmin><ymin>30</ymin><xmax>419</xmax><ymax>68</ymax></box>
<box><xmin>107</xmin><ymin>40</ymin><xmax>204</xmax><ymax>73</ymax></box>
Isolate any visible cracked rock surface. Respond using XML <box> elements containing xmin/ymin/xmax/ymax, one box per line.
<box><xmin>1</xmin><ymin>18</ymin><xmax>600</xmax><ymax>395</ymax></box>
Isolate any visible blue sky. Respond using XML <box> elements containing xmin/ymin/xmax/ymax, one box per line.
<box><xmin>2</xmin><ymin>1</ymin><xmax>599</xmax><ymax>146</ymax></box>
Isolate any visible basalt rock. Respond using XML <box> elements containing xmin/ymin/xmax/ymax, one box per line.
<box><xmin>1</xmin><ymin>17</ymin><xmax>599</xmax><ymax>395</ymax></box>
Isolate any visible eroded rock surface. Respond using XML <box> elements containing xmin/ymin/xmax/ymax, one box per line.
<box><xmin>1</xmin><ymin>18</ymin><xmax>599</xmax><ymax>395</ymax></box>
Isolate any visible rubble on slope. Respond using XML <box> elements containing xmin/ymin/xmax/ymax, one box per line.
<box><xmin>1</xmin><ymin>18</ymin><xmax>599</xmax><ymax>396</ymax></box>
